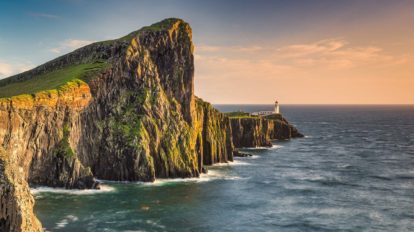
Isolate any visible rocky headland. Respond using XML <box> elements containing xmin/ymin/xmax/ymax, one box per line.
<box><xmin>229</xmin><ymin>114</ymin><xmax>303</xmax><ymax>148</ymax></box>
<box><xmin>0</xmin><ymin>18</ymin><xmax>301</xmax><ymax>231</ymax></box>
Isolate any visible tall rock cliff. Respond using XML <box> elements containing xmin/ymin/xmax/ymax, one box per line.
<box><xmin>0</xmin><ymin>148</ymin><xmax>43</xmax><ymax>232</ymax></box>
<box><xmin>0</xmin><ymin>18</ymin><xmax>301</xmax><ymax>230</ymax></box>
<box><xmin>0</xmin><ymin>18</ymin><xmax>234</xmax><ymax>189</ymax></box>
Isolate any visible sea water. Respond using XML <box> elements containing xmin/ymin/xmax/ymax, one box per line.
<box><xmin>33</xmin><ymin>105</ymin><xmax>414</xmax><ymax>231</ymax></box>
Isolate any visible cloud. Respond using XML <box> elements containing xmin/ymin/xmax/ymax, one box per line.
<box><xmin>272</xmin><ymin>38</ymin><xmax>408</xmax><ymax>69</ymax></box>
<box><xmin>194</xmin><ymin>40</ymin><xmax>414</xmax><ymax>104</ymax></box>
<box><xmin>0</xmin><ymin>63</ymin><xmax>12</xmax><ymax>77</ymax></box>
<box><xmin>0</xmin><ymin>61</ymin><xmax>34</xmax><ymax>79</ymax></box>
<box><xmin>50</xmin><ymin>39</ymin><xmax>95</xmax><ymax>54</ymax></box>
<box><xmin>276</xmin><ymin>38</ymin><xmax>347</xmax><ymax>57</ymax></box>
<box><xmin>196</xmin><ymin>38</ymin><xmax>407</xmax><ymax>74</ymax></box>
<box><xmin>197</xmin><ymin>44</ymin><xmax>263</xmax><ymax>53</ymax></box>
<box><xmin>28</xmin><ymin>12</ymin><xmax>59</xmax><ymax>19</ymax></box>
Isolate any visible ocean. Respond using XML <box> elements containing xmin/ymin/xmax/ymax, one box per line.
<box><xmin>33</xmin><ymin>105</ymin><xmax>414</xmax><ymax>231</ymax></box>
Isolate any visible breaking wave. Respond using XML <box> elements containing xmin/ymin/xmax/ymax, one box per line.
<box><xmin>31</xmin><ymin>184</ymin><xmax>115</xmax><ymax>195</ymax></box>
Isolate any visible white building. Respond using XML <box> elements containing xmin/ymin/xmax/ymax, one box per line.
<box><xmin>251</xmin><ymin>100</ymin><xmax>280</xmax><ymax>116</ymax></box>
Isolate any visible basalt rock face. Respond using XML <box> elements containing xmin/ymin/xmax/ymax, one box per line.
<box><xmin>195</xmin><ymin>98</ymin><xmax>234</xmax><ymax>166</ymax></box>
<box><xmin>0</xmin><ymin>81</ymin><xmax>98</xmax><ymax>189</ymax></box>
<box><xmin>76</xmin><ymin>20</ymin><xmax>234</xmax><ymax>181</ymax></box>
<box><xmin>0</xmin><ymin>18</ymin><xmax>234</xmax><ymax>188</ymax></box>
<box><xmin>230</xmin><ymin>114</ymin><xmax>303</xmax><ymax>148</ymax></box>
<box><xmin>0</xmin><ymin>148</ymin><xmax>43</xmax><ymax>232</ymax></box>
<box><xmin>0</xmin><ymin>18</ymin><xmax>301</xmax><ymax>230</ymax></box>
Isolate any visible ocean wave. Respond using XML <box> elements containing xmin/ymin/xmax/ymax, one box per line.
<box><xmin>140</xmin><ymin>169</ymin><xmax>245</xmax><ymax>186</ymax></box>
<box><xmin>242</xmin><ymin>144</ymin><xmax>282</xmax><ymax>150</ymax></box>
<box><xmin>54</xmin><ymin>215</ymin><xmax>78</xmax><ymax>229</ymax></box>
<box><xmin>213</xmin><ymin>159</ymin><xmax>251</xmax><ymax>166</ymax></box>
<box><xmin>31</xmin><ymin>184</ymin><xmax>115</xmax><ymax>195</ymax></box>
<box><xmin>336</xmin><ymin>164</ymin><xmax>352</xmax><ymax>169</ymax></box>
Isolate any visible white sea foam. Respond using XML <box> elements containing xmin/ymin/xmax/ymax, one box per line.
<box><xmin>139</xmin><ymin>169</ymin><xmax>245</xmax><ymax>186</ymax></box>
<box><xmin>269</xmin><ymin>144</ymin><xmax>283</xmax><ymax>150</ymax></box>
<box><xmin>318</xmin><ymin>122</ymin><xmax>331</xmax><ymax>125</ymax></box>
<box><xmin>282</xmin><ymin>170</ymin><xmax>325</xmax><ymax>181</ymax></box>
<box><xmin>54</xmin><ymin>215</ymin><xmax>78</xmax><ymax>229</ymax></box>
<box><xmin>31</xmin><ymin>184</ymin><xmax>115</xmax><ymax>195</ymax></box>
<box><xmin>337</xmin><ymin>164</ymin><xmax>352</xmax><ymax>169</ymax></box>
<box><xmin>213</xmin><ymin>159</ymin><xmax>251</xmax><ymax>166</ymax></box>
<box><xmin>242</xmin><ymin>144</ymin><xmax>282</xmax><ymax>150</ymax></box>
<box><xmin>145</xmin><ymin>219</ymin><xmax>166</xmax><ymax>229</ymax></box>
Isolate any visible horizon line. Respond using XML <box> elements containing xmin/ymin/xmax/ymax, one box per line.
<box><xmin>212</xmin><ymin>103</ymin><xmax>414</xmax><ymax>106</ymax></box>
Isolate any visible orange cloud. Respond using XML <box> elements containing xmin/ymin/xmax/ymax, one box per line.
<box><xmin>194</xmin><ymin>38</ymin><xmax>414</xmax><ymax>104</ymax></box>
<box><xmin>50</xmin><ymin>39</ymin><xmax>95</xmax><ymax>54</ymax></box>
<box><xmin>0</xmin><ymin>61</ymin><xmax>34</xmax><ymax>78</ymax></box>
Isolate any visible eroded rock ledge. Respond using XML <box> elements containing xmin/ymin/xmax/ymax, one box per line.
<box><xmin>230</xmin><ymin>114</ymin><xmax>303</xmax><ymax>148</ymax></box>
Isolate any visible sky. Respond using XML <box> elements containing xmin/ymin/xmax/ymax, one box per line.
<box><xmin>0</xmin><ymin>0</ymin><xmax>413</xmax><ymax>104</ymax></box>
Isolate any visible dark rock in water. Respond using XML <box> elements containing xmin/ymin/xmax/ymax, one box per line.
<box><xmin>93</xmin><ymin>181</ymin><xmax>101</xmax><ymax>190</ymax></box>
<box><xmin>201</xmin><ymin>167</ymin><xmax>208</xmax><ymax>174</ymax></box>
<box><xmin>233</xmin><ymin>150</ymin><xmax>252</xmax><ymax>157</ymax></box>
<box><xmin>291</xmin><ymin>126</ymin><xmax>305</xmax><ymax>138</ymax></box>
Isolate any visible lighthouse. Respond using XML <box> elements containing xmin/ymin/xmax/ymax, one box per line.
<box><xmin>274</xmin><ymin>100</ymin><xmax>280</xmax><ymax>114</ymax></box>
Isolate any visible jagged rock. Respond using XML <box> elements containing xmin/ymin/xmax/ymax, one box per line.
<box><xmin>0</xmin><ymin>148</ymin><xmax>43</xmax><ymax>232</ymax></box>
<box><xmin>0</xmin><ymin>81</ymin><xmax>98</xmax><ymax>189</ymax></box>
<box><xmin>0</xmin><ymin>18</ymin><xmax>302</xmax><ymax>231</ymax></box>
<box><xmin>233</xmin><ymin>150</ymin><xmax>252</xmax><ymax>157</ymax></box>
<box><xmin>194</xmin><ymin>97</ymin><xmax>234</xmax><ymax>166</ymax></box>
<box><xmin>0</xmin><ymin>18</ymin><xmax>235</xmax><ymax>187</ymax></box>
<box><xmin>230</xmin><ymin>115</ymin><xmax>303</xmax><ymax>148</ymax></box>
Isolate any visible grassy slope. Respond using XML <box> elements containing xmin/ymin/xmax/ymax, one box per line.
<box><xmin>224</xmin><ymin>111</ymin><xmax>258</xmax><ymax>119</ymax></box>
<box><xmin>101</xmin><ymin>18</ymin><xmax>182</xmax><ymax>45</ymax></box>
<box><xmin>0</xmin><ymin>61</ymin><xmax>109</xmax><ymax>98</ymax></box>
<box><xmin>0</xmin><ymin>18</ymin><xmax>180</xmax><ymax>99</ymax></box>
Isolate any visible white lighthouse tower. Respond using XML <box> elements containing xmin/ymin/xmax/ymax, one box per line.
<box><xmin>274</xmin><ymin>100</ymin><xmax>280</xmax><ymax>114</ymax></box>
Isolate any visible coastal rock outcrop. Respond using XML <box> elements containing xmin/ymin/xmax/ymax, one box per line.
<box><xmin>0</xmin><ymin>80</ymin><xmax>99</xmax><ymax>189</ymax></box>
<box><xmin>0</xmin><ymin>148</ymin><xmax>43</xmax><ymax>232</ymax></box>
<box><xmin>0</xmin><ymin>18</ymin><xmax>300</xmax><ymax>230</ymax></box>
<box><xmin>0</xmin><ymin>18</ymin><xmax>235</xmax><ymax>188</ymax></box>
<box><xmin>195</xmin><ymin>97</ymin><xmax>234</xmax><ymax>166</ymax></box>
<box><xmin>230</xmin><ymin>114</ymin><xmax>303</xmax><ymax>148</ymax></box>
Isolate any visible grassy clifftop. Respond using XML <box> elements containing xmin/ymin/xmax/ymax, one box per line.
<box><xmin>0</xmin><ymin>18</ymin><xmax>186</xmax><ymax>100</ymax></box>
<box><xmin>101</xmin><ymin>18</ymin><xmax>186</xmax><ymax>45</ymax></box>
<box><xmin>0</xmin><ymin>61</ymin><xmax>109</xmax><ymax>99</ymax></box>
<box><xmin>225</xmin><ymin>111</ymin><xmax>257</xmax><ymax>119</ymax></box>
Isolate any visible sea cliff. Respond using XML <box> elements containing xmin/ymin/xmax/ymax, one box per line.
<box><xmin>0</xmin><ymin>18</ymin><xmax>300</xmax><ymax>230</ymax></box>
<box><xmin>0</xmin><ymin>148</ymin><xmax>43</xmax><ymax>232</ymax></box>
<box><xmin>0</xmin><ymin>19</ymin><xmax>237</xmax><ymax>188</ymax></box>
<box><xmin>229</xmin><ymin>114</ymin><xmax>303</xmax><ymax>148</ymax></box>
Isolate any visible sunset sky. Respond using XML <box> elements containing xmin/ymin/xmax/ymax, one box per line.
<box><xmin>0</xmin><ymin>0</ymin><xmax>413</xmax><ymax>104</ymax></box>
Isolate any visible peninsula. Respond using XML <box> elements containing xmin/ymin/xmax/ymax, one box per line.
<box><xmin>0</xmin><ymin>18</ymin><xmax>301</xmax><ymax>231</ymax></box>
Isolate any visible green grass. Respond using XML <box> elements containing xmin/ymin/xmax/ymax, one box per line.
<box><xmin>100</xmin><ymin>18</ymin><xmax>183</xmax><ymax>45</ymax></box>
<box><xmin>0</xmin><ymin>18</ymin><xmax>181</xmax><ymax>99</ymax></box>
<box><xmin>264</xmin><ymin>114</ymin><xmax>283</xmax><ymax>120</ymax></box>
<box><xmin>224</xmin><ymin>111</ymin><xmax>258</xmax><ymax>119</ymax></box>
<box><xmin>0</xmin><ymin>61</ymin><xmax>110</xmax><ymax>98</ymax></box>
